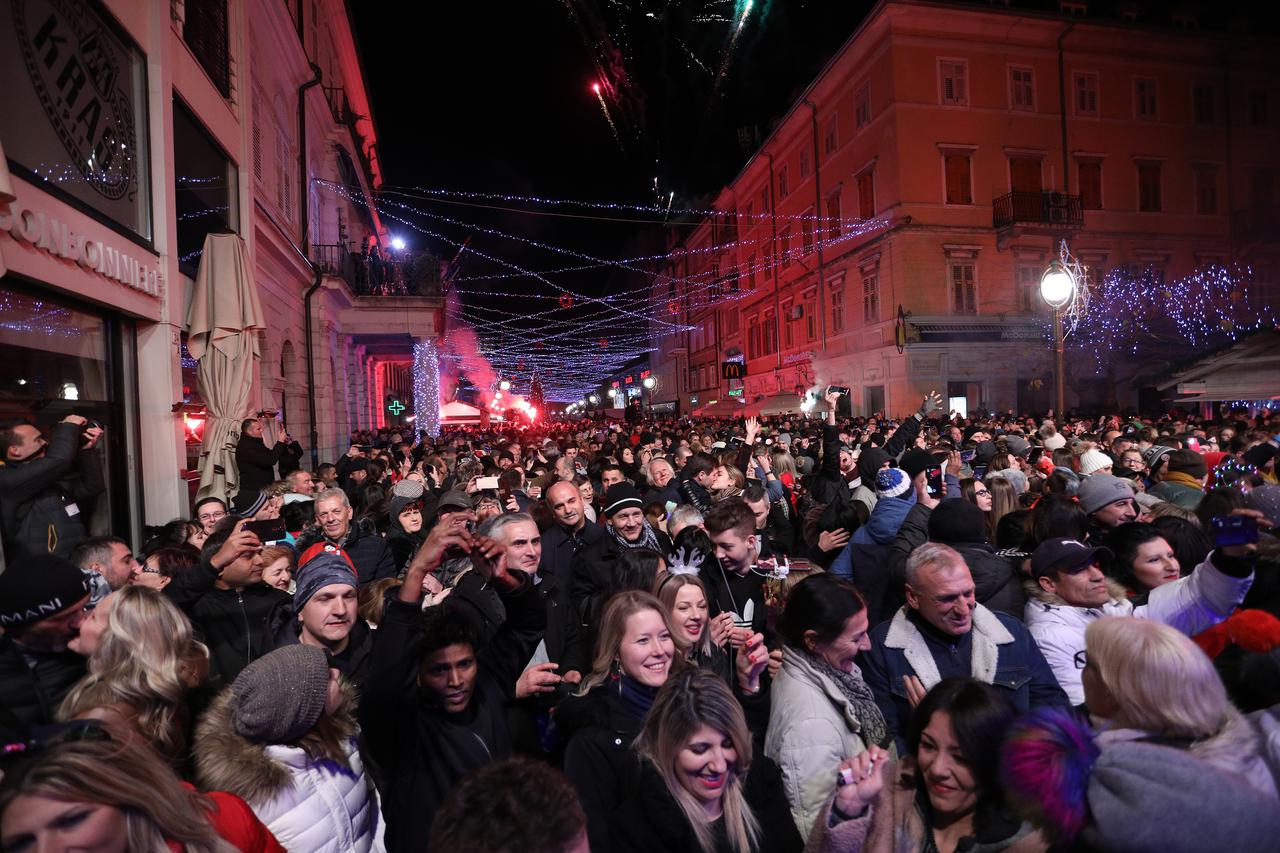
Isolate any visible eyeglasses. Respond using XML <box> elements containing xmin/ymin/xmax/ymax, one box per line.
<box><xmin>973</xmin><ymin>488</ymin><xmax>990</xmax><ymax>496</ymax></box>
<box><xmin>1073</xmin><ymin>649</ymin><xmax>1090</xmax><ymax>670</ymax></box>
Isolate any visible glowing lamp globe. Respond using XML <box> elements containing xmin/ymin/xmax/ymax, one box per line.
<box><xmin>1039</xmin><ymin>261</ymin><xmax>1076</xmax><ymax>309</ymax></box>
<box><xmin>642</xmin><ymin>376</ymin><xmax>656</xmax><ymax>389</ymax></box>
<box><xmin>499</xmin><ymin>379</ymin><xmax>511</xmax><ymax>391</ymax></box>
<box><xmin>589</xmin><ymin>394</ymin><xmax>600</xmax><ymax>405</ymax></box>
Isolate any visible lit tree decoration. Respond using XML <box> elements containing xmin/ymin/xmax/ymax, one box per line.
<box><xmin>412</xmin><ymin>339</ymin><xmax>441</xmax><ymax>438</ymax></box>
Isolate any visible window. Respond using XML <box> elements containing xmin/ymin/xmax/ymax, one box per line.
<box><xmin>174</xmin><ymin>97</ymin><xmax>240</xmax><ymax>278</ymax></box>
<box><xmin>1078</xmin><ymin>160</ymin><xmax>1103</xmax><ymax>210</ymax></box>
<box><xmin>857</xmin><ymin>170</ymin><xmax>876</xmax><ymax>218</ymax></box>
<box><xmin>1193</xmin><ymin>166</ymin><xmax>1218</xmax><ymax>215</ymax></box>
<box><xmin>949</xmin><ymin>262</ymin><xmax>977</xmax><ymax>314</ymax></box>
<box><xmin>709</xmin><ymin>262</ymin><xmax>722</xmax><ymax>301</ymax></box>
<box><xmin>1134</xmin><ymin>78</ymin><xmax>1158</xmax><ymax>120</ymax></box>
<box><xmin>824</xmin><ymin>116</ymin><xmax>839</xmax><ymax>157</ymax></box>
<box><xmin>801</xmin><ymin>209</ymin><xmax>815</xmax><ymax>255</ymax></box>
<box><xmin>862</xmin><ymin>269</ymin><xmax>880</xmax><ymax>323</ymax></box>
<box><xmin>855</xmin><ymin>82</ymin><xmax>872</xmax><ymax>128</ymax></box>
<box><xmin>1074</xmin><ymin>73</ymin><xmax>1099</xmax><ymax>116</ymax></box>
<box><xmin>940</xmin><ymin>60</ymin><xmax>968</xmax><ymax>106</ymax></box>
<box><xmin>759</xmin><ymin>187</ymin><xmax>770</xmax><ymax>213</ymax></box>
<box><xmin>1010</xmin><ymin>67</ymin><xmax>1035</xmax><ymax>111</ymax></box>
<box><xmin>747</xmin><ymin>315</ymin><xmax>760</xmax><ymax>360</ymax></box>
<box><xmin>825</xmin><ymin>192</ymin><xmax>842</xmax><ymax>240</ymax></box>
<box><xmin>1193</xmin><ymin>84</ymin><xmax>1214</xmax><ymax>125</ymax></box>
<box><xmin>1017</xmin><ymin>265</ymin><xmax>1040</xmax><ymax>312</ymax></box>
<box><xmin>1137</xmin><ymin>161</ymin><xmax>1162</xmax><ymax>212</ymax></box>
<box><xmin>1250</xmin><ymin>168</ymin><xmax>1275</xmax><ymax>208</ymax></box>
<box><xmin>782</xmin><ymin>300</ymin><xmax>795</xmax><ymax>348</ymax></box>
<box><xmin>799</xmin><ymin>148</ymin><xmax>811</xmax><ymax>179</ymax></box>
<box><xmin>762</xmin><ymin>309</ymin><xmax>778</xmax><ymax>355</ymax></box>
<box><xmin>1249</xmin><ymin>90</ymin><xmax>1269</xmax><ymax>127</ymax></box>
<box><xmin>1010</xmin><ymin>158</ymin><xmax>1042</xmax><ymax>193</ymax></box>
<box><xmin>805</xmin><ymin>295</ymin><xmax>818</xmax><ymax>341</ymax></box>
<box><xmin>830</xmin><ymin>279</ymin><xmax>845</xmax><ymax>333</ymax></box>
<box><xmin>779</xmin><ymin>226</ymin><xmax>792</xmax><ymax>269</ymax></box>
<box><xmin>943</xmin><ymin>153</ymin><xmax>973</xmax><ymax>205</ymax></box>
<box><xmin>724</xmin><ymin>308</ymin><xmax>740</xmax><ymax>336</ymax></box>
<box><xmin>1136</xmin><ymin>161</ymin><xmax>1167</xmax><ymax>211</ymax></box>
<box><xmin>744</xmin><ymin>201</ymin><xmax>754</xmax><ymax>223</ymax></box>
<box><xmin>778</xmin><ymin>165</ymin><xmax>790</xmax><ymax>199</ymax></box>
<box><xmin>183</xmin><ymin>0</ymin><xmax>231</xmax><ymax>98</ymax></box>
<box><xmin>745</xmin><ymin>254</ymin><xmax>756</xmax><ymax>290</ymax></box>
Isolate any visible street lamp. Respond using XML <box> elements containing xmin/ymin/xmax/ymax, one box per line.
<box><xmin>499</xmin><ymin>379</ymin><xmax>511</xmax><ymax>391</ymax></box>
<box><xmin>1040</xmin><ymin>260</ymin><xmax>1077</xmax><ymax>417</ymax></box>
<box><xmin>588</xmin><ymin>393</ymin><xmax>600</xmax><ymax>405</ymax></box>
<box><xmin>642</xmin><ymin>376</ymin><xmax>656</xmax><ymax>390</ymax></box>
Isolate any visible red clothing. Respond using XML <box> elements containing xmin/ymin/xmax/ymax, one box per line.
<box><xmin>169</xmin><ymin>785</ymin><xmax>285</xmax><ymax>852</ymax></box>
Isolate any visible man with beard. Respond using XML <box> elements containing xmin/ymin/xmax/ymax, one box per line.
<box><xmin>569</xmin><ymin>483</ymin><xmax>672</xmax><ymax>655</ymax></box>
<box><xmin>0</xmin><ymin>555</ymin><xmax>90</xmax><ymax>738</ymax></box>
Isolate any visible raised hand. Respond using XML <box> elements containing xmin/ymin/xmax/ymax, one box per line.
<box><xmin>709</xmin><ymin>612</ymin><xmax>736</xmax><ymax>648</ymax></box>
<box><xmin>833</xmin><ymin>745</ymin><xmax>891</xmax><ymax>818</ymax></box>
<box><xmin>735</xmin><ymin>632</ymin><xmax>769</xmax><ymax>693</ymax></box>
<box><xmin>471</xmin><ymin>535</ymin><xmax>522</xmax><ymax>592</ymax></box>
<box><xmin>211</xmin><ymin>520</ymin><xmax>262</xmax><ymax>572</ymax></box>
<box><xmin>919</xmin><ymin>390</ymin><xmax>943</xmax><ymax>417</ymax></box>
<box><xmin>744</xmin><ymin>416</ymin><xmax>761</xmax><ymax>443</ymax></box>
<box><xmin>515</xmin><ymin>662</ymin><xmax>563</xmax><ymax>699</ymax></box>
<box><xmin>401</xmin><ymin>517</ymin><xmax>473</xmax><ymax>603</ymax></box>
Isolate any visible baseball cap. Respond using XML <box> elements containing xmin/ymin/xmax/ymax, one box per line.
<box><xmin>1031</xmin><ymin>538</ymin><xmax>1112</xmax><ymax>579</ymax></box>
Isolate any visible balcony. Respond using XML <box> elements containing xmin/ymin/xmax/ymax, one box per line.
<box><xmin>993</xmin><ymin>191</ymin><xmax>1084</xmax><ymax>232</ymax></box>
<box><xmin>311</xmin><ymin>243</ymin><xmax>444</xmax><ymax>298</ymax></box>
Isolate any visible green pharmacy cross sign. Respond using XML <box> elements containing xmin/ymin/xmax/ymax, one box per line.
<box><xmin>386</xmin><ymin>399</ymin><xmax>406</xmax><ymax>416</ymax></box>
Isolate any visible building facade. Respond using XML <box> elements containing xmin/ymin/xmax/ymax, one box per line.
<box><xmin>651</xmin><ymin>0</ymin><xmax>1280</xmax><ymax>418</ymax></box>
<box><xmin>1</xmin><ymin>0</ymin><xmax>440</xmax><ymax>545</ymax></box>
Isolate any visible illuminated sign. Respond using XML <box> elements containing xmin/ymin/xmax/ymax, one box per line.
<box><xmin>386</xmin><ymin>399</ymin><xmax>405</xmax><ymax>415</ymax></box>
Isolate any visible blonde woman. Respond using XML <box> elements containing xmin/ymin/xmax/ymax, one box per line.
<box><xmin>1082</xmin><ymin>617</ymin><xmax>1278</xmax><ymax>799</ymax></box>
<box><xmin>0</xmin><ymin>731</ymin><xmax>281</xmax><ymax>852</ymax></box>
<box><xmin>60</xmin><ymin>585</ymin><xmax>208</xmax><ymax>764</ymax></box>
<box><xmin>611</xmin><ymin>668</ymin><xmax>801</xmax><ymax>853</ymax></box>
<box><xmin>654</xmin><ymin>570</ymin><xmax>733</xmax><ymax>683</ymax></box>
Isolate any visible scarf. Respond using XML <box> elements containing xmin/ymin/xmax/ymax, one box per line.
<box><xmin>806</xmin><ymin>650</ymin><xmax>890</xmax><ymax>750</ymax></box>
<box><xmin>1162</xmin><ymin>471</ymin><xmax>1205</xmax><ymax>491</ymax></box>
<box><xmin>610</xmin><ymin>519</ymin><xmax>662</xmax><ymax>553</ymax></box>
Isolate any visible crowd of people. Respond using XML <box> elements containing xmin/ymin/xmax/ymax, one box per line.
<box><xmin>2</xmin><ymin>393</ymin><xmax>1279</xmax><ymax>852</ymax></box>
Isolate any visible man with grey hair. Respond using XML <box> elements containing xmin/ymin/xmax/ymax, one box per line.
<box><xmin>667</xmin><ymin>504</ymin><xmax>704</xmax><ymax>540</ymax></box>
<box><xmin>643</xmin><ymin>457</ymin><xmax>680</xmax><ymax>507</ymax></box>
<box><xmin>298</xmin><ymin>487</ymin><xmax>396</xmax><ymax>584</ymax></box>
<box><xmin>860</xmin><ymin>542</ymin><xmax>1068</xmax><ymax>750</ymax></box>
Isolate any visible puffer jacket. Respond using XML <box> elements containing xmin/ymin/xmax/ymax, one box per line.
<box><xmin>850</xmin><ymin>493</ymin><xmax>916</xmax><ymax>546</ymax></box>
<box><xmin>1024</xmin><ymin>550</ymin><xmax>1254</xmax><ymax>705</ymax></box>
<box><xmin>195</xmin><ymin>682</ymin><xmax>383</xmax><ymax>853</ymax></box>
<box><xmin>765</xmin><ymin>646</ymin><xmax>872</xmax><ymax>837</ymax></box>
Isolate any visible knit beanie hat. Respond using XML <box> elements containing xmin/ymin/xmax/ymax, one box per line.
<box><xmin>0</xmin><ymin>555</ymin><xmax>91</xmax><ymax>628</ymax></box>
<box><xmin>898</xmin><ymin>448</ymin><xmax>935</xmax><ymax>482</ymax></box>
<box><xmin>875</xmin><ymin>467</ymin><xmax>910</xmax><ymax>499</ymax></box>
<box><xmin>1243</xmin><ymin>442</ymin><xmax>1276</xmax><ymax>469</ymax></box>
<box><xmin>389</xmin><ymin>478</ymin><xmax>426</xmax><ymax>524</ymax></box>
<box><xmin>1042</xmin><ymin>432</ymin><xmax>1066</xmax><ymax>451</ymax></box>
<box><xmin>1077</xmin><ymin>474</ymin><xmax>1134</xmax><ymax>515</ymax></box>
<box><xmin>603</xmin><ymin>482</ymin><xmax>644</xmax><ymax>517</ymax></box>
<box><xmin>857</xmin><ymin>447</ymin><xmax>890</xmax><ymax>483</ymax></box>
<box><xmin>1077</xmin><ymin>449</ymin><xmax>1113</xmax><ymax>476</ymax></box>
<box><xmin>230</xmin><ymin>645</ymin><xmax>331</xmax><ymax>743</ymax></box>
<box><xmin>293</xmin><ymin>551</ymin><xmax>359</xmax><ymax>611</ymax></box>
<box><xmin>1143</xmin><ymin>445</ymin><xmax>1175</xmax><ymax>472</ymax></box>
<box><xmin>1166</xmin><ymin>449</ymin><xmax>1207</xmax><ymax>478</ymax></box>
<box><xmin>927</xmin><ymin>499</ymin><xmax>987</xmax><ymax>545</ymax></box>
<box><xmin>973</xmin><ymin>440</ymin><xmax>998</xmax><ymax>465</ymax></box>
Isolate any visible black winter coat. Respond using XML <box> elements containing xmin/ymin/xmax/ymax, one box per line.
<box><xmin>233</xmin><ymin>433</ymin><xmax>284</xmax><ymax>505</ymax></box>
<box><xmin>569</xmin><ymin>526</ymin><xmax>673</xmax><ymax>664</ymax></box>
<box><xmin>0</xmin><ymin>638</ymin><xmax>85</xmax><ymax>740</ymax></box>
<box><xmin>952</xmin><ymin>542</ymin><xmax>1027</xmax><ymax>620</ymax></box>
<box><xmin>295</xmin><ymin>520</ymin><xmax>397</xmax><ymax>585</ymax></box>
<box><xmin>360</xmin><ymin>580</ymin><xmax>546</xmax><ymax>853</ymax></box>
<box><xmin>0</xmin><ymin>422</ymin><xmax>104</xmax><ymax>560</ymax></box>
<box><xmin>609</xmin><ymin>757</ymin><xmax>803</xmax><ymax>853</ymax></box>
<box><xmin>539</xmin><ymin>522</ymin><xmax>603</xmax><ymax>671</ymax></box>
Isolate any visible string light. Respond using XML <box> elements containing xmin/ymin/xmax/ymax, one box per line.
<box><xmin>412</xmin><ymin>339</ymin><xmax>441</xmax><ymax>438</ymax></box>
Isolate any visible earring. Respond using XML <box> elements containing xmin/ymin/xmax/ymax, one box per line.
<box><xmin>610</xmin><ymin>659</ymin><xmax>622</xmax><ymax>681</ymax></box>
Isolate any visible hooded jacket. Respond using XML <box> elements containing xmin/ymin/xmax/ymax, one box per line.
<box><xmin>850</xmin><ymin>492</ymin><xmax>915</xmax><ymax>546</ymax></box>
<box><xmin>194</xmin><ymin>681</ymin><xmax>383</xmax><ymax>853</ymax></box>
<box><xmin>1023</xmin><ymin>551</ymin><xmax>1254</xmax><ymax>704</ymax></box>
<box><xmin>765</xmin><ymin>646</ymin><xmax>873</xmax><ymax>837</ymax></box>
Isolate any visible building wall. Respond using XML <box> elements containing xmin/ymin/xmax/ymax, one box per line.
<box><xmin>654</xmin><ymin>0</ymin><xmax>1280</xmax><ymax>418</ymax></box>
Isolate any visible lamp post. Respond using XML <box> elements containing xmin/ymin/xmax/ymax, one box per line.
<box><xmin>1040</xmin><ymin>259</ymin><xmax>1077</xmax><ymax>417</ymax></box>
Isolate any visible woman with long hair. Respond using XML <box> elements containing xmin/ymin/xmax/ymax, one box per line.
<box><xmin>809</xmin><ymin>678</ymin><xmax>1046</xmax><ymax>852</ymax></box>
<box><xmin>765</xmin><ymin>574</ymin><xmax>890</xmax><ymax>836</ymax></box>
<box><xmin>60</xmin><ymin>585</ymin><xmax>208</xmax><ymax>764</ymax></box>
<box><xmin>1079</xmin><ymin>617</ymin><xmax>1278</xmax><ymax>799</ymax></box>
<box><xmin>194</xmin><ymin>645</ymin><xmax>383</xmax><ymax>851</ymax></box>
<box><xmin>611</xmin><ymin>668</ymin><xmax>801</xmax><ymax>852</ymax></box>
<box><xmin>711</xmin><ymin>465</ymin><xmax>747</xmax><ymax>503</ymax></box>
<box><xmin>985</xmin><ymin>477</ymin><xmax>1020</xmax><ymax>542</ymax></box>
<box><xmin>559</xmin><ymin>591</ymin><xmax>769</xmax><ymax>851</ymax></box>
<box><xmin>1104</xmin><ymin>522</ymin><xmax>1183</xmax><ymax>601</ymax></box>
<box><xmin>654</xmin><ymin>570</ymin><xmax>733</xmax><ymax>683</ymax></box>
<box><xmin>0</xmin><ymin>726</ymin><xmax>281</xmax><ymax>852</ymax></box>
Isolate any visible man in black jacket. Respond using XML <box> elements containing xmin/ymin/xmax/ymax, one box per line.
<box><xmin>295</xmin><ymin>487</ymin><xmax>396</xmax><ymax>584</ymax></box>
<box><xmin>165</xmin><ymin>518</ymin><xmax>291</xmax><ymax>687</ymax></box>
<box><xmin>0</xmin><ymin>555</ymin><xmax>89</xmax><ymax>739</ymax></box>
<box><xmin>270</xmin><ymin>549</ymin><xmax>374</xmax><ymax>687</ymax></box>
<box><xmin>0</xmin><ymin>415</ymin><xmax>104</xmax><ymax>560</ymax></box>
<box><xmin>233</xmin><ymin>417</ymin><xmax>286</xmax><ymax>511</ymax></box>
<box><xmin>361</xmin><ymin>516</ymin><xmax>546</xmax><ymax>852</ymax></box>
<box><xmin>539</xmin><ymin>481</ymin><xmax>602</xmax><ymax>675</ymax></box>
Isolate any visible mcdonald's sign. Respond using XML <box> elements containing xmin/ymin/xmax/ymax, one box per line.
<box><xmin>721</xmin><ymin>361</ymin><xmax>746</xmax><ymax>380</ymax></box>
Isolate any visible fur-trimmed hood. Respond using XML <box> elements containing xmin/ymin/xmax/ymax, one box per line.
<box><xmin>194</xmin><ymin>677</ymin><xmax>359</xmax><ymax>806</ymax></box>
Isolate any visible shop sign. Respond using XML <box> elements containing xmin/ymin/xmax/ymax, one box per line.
<box><xmin>721</xmin><ymin>361</ymin><xmax>745</xmax><ymax>380</ymax></box>
<box><xmin>0</xmin><ymin>199</ymin><xmax>160</xmax><ymax>297</ymax></box>
<box><xmin>783</xmin><ymin>350</ymin><xmax>815</xmax><ymax>366</ymax></box>
<box><xmin>728</xmin><ymin>388</ymin><xmax>743</xmax><ymax>397</ymax></box>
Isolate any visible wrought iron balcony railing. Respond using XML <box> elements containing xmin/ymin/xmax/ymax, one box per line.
<box><xmin>993</xmin><ymin>191</ymin><xmax>1084</xmax><ymax>231</ymax></box>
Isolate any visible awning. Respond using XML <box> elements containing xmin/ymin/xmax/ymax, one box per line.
<box><xmin>440</xmin><ymin>400</ymin><xmax>484</xmax><ymax>424</ymax></box>
<box><xmin>186</xmin><ymin>233</ymin><xmax>266</xmax><ymax>504</ymax></box>
<box><xmin>692</xmin><ymin>398</ymin><xmax>746</xmax><ymax>418</ymax></box>
<box><xmin>1155</xmin><ymin>331</ymin><xmax>1280</xmax><ymax>402</ymax></box>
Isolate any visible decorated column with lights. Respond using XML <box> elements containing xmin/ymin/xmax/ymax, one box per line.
<box><xmin>413</xmin><ymin>339</ymin><xmax>441</xmax><ymax>438</ymax></box>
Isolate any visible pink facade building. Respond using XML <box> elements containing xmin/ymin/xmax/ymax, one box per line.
<box><xmin>650</xmin><ymin>0</ymin><xmax>1280</xmax><ymax>417</ymax></box>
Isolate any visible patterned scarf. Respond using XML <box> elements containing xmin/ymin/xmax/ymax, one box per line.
<box><xmin>806</xmin><ymin>650</ymin><xmax>891</xmax><ymax>750</ymax></box>
<box><xmin>610</xmin><ymin>519</ymin><xmax>662</xmax><ymax>553</ymax></box>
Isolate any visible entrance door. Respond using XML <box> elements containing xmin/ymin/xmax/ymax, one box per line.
<box><xmin>864</xmin><ymin>385</ymin><xmax>885</xmax><ymax>417</ymax></box>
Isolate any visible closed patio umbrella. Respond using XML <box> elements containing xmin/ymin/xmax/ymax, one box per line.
<box><xmin>186</xmin><ymin>233</ymin><xmax>265</xmax><ymax>504</ymax></box>
<box><xmin>0</xmin><ymin>134</ymin><xmax>15</xmax><ymax>278</ymax></box>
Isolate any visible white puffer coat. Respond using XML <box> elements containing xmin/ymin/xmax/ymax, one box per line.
<box><xmin>194</xmin><ymin>685</ymin><xmax>385</xmax><ymax>853</ymax></box>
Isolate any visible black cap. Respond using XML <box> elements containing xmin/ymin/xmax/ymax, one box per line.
<box><xmin>1031</xmin><ymin>538</ymin><xmax>1112</xmax><ymax>579</ymax></box>
<box><xmin>602</xmin><ymin>483</ymin><xmax>644</xmax><ymax>517</ymax></box>
<box><xmin>898</xmin><ymin>448</ymin><xmax>935</xmax><ymax>482</ymax></box>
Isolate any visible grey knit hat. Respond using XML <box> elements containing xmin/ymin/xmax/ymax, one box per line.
<box><xmin>293</xmin><ymin>551</ymin><xmax>358</xmax><ymax>611</ymax></box>
<box><xmin>1077</xmin><ymin>474</ymin><xmax>1135</xmax><ymax>515</ymax></box>
<box><xmin>230</xmin><ymin>645</ymin><xmax>331</xmax><ymax>743</ymax></box>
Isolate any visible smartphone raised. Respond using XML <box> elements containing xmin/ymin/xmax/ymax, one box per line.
<box><xmin>925</xmin><ymin>465</ymin><xmax>943</xmax><ymax>496</ymax></box>
<box><xmin>243</xmin><ymin>517</ymin><xmax>287</xmax><ymax>545</ymax></box>
<box><xmin>1211</xmin><ymin>515</ymin><xmax>1259</xmax><ymax>549</ymax></box>
<box><xmin>972</xmin><ymin>464</ymin><xmax>988</xmax><ymax>480</ymax></box>
<box><xmin>960</xmin><ymin>449</ymin><xmax>976</xmax><ymax>463</ymax></box>
<box><xmin>826</xmin><ymin>385</ymin><xmax>851</xmax><ymax>396</ymax></box>
<box><xmin>475</xmin><ymin>476</ymin><xmax>501</xmax><ymax>491</ymax></box>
